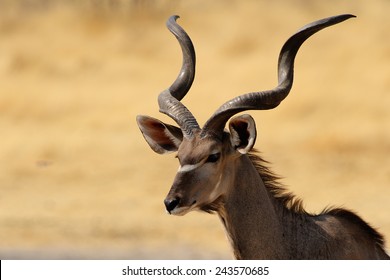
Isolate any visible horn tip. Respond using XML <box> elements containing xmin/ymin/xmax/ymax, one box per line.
<box><xmin>339</xmin><ymin>14</ymin><xmax>357</xmax><ymax>21</ymax></box>
<box><xmin>333</xmin><ymin>14</ymin><xmax>357</xmax><ymax>24</ymax></box>
<box><xmin>168</xmin><ymin>15</ymin><xmax>180</xmax><ymax>24</ymax></box>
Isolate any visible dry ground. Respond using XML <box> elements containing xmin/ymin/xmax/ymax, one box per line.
<box><xmin>0</xmin><ymin>0</ymin><xmax>389</xmax><ymax>259</ymax></box>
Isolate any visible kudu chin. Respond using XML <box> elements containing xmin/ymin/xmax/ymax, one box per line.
<box><xmin>136</xmin><ymin>14</ymin><xmax>390</xmax><ymax>259</ymax></box>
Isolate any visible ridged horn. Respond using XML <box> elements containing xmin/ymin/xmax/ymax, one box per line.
<box><xmin>158</xmin><ymin>15</ymin><xmax>200</xmax><ymax>138</ymax></box>
<box><xmin>201</xmin><ymin>14</ymin><xmax>355</xmax><ymax>138</ymax></box>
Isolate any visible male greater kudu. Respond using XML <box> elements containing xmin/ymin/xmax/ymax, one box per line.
<box><xmin>136</xmin><ymin>14</ymin><xmax>389</xmax><ymax>259</ymax></box>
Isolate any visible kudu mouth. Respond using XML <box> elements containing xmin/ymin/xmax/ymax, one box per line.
<box><xmin>164</xmin><ymin>197</ymin><xmax>181</xmax><ymax>214</ymax></box>
<box><xmin>164</xmin><ymin>196</ymin><xmax>197</xmax><ymax>215</ymax></box>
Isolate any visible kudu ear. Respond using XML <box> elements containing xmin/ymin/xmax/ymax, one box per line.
<box><xmin>228</xmin><ymin>114</ymin><xmax>257</xmax><ymax>154</ymax></box>
<box><xmin>136</xmin><ymin>115</ymin><xmax>183</xmax><ymax>154</ymax></box>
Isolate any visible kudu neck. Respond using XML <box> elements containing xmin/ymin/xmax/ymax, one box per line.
<box><xmin>217</xmin><ymin>154</ymin><xmax>287</xmax><ymax>259</ymax></box>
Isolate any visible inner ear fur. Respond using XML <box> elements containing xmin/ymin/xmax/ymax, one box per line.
<box><xmin>136</xmin><ymin>115</ymin><xmax>183</xmax><ymax>154</ymax></box>
<box><xmin>228</xmin><ymin>114</ymin><xmax>257</xmax><ymax>154</ymax></box>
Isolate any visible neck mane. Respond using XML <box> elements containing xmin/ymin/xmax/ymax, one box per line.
<box><xmin>247</xmin><ymin>150</ymin><xmax>305</xmax><ymax>214</ymax></box>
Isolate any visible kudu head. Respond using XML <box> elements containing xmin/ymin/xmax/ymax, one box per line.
<box><xmin>137</xmin><ymin>14</ymin><xmax>355</xmax><ymax>215</ymax></box>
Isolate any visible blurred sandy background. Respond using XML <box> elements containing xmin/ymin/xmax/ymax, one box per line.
<box><xmin>0</xmin><ymin>0</ymin><xmax>389</xmax><ymax>259</ymax></box>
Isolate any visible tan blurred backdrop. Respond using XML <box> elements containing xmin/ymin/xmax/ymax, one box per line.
<box><xmin>0</xmin><ymin>0</ymin><xmax>389</xmax><ymax>259</ymax></box>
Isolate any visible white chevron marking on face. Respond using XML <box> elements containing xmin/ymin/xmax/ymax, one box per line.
<box><xmin>178</xmin><ymin>161</ymin><xmax>203</xmax><ymax>173</ymax></box>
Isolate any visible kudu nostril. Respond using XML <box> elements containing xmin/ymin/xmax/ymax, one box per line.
<box><xmin>164</xmin><ymin>197</ymin><xmax>181</xmax><ymax>214</ymax></box>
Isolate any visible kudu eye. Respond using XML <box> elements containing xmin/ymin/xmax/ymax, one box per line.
<box><xmin>206</xmin><ymin>153</ymin><xmax>221</xmax><ymax>163</ymax></box>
